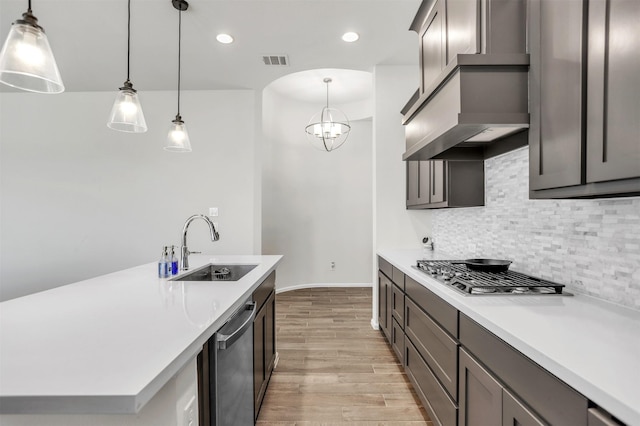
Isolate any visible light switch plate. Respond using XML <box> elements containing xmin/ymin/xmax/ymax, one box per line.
<box><xmin>209</xmin><ymin>207</ymin><xmax>219</xmax><ymax>217</ymax></box>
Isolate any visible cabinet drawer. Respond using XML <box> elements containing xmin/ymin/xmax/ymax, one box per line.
<box><xmin>378</xmin><ymin>256</ymin><xmax>393</xmax><ymax>279</ymax></box>
<box><xmin>587</xmin><ymin>407</ymin><xmax>624</xmax><ymax>426</ymax></box>
<box><xmin>392</xmin><ymin>283</ymin><xmax>405</xmax><ymax>327</ymax></box>
<box><xmin>406</xmin><ymin>276</ymin><xmax>458</xmax><ymax>337</ymax></box>
<box><xmin>406</xmin><ymin>339</ymin><xmax>457</xmax><ymax>426</ymax></box>
<box><xmin>392</xmin><ymin>266</ymin><xmax>405</xmax><ymax>290</ymax></box>
<box><xmin>502</xmin><ymin>388</ymin><xmax>547</xmax><ymax>426</ymax></box>
<box><xmin>391</xmin><ymin>317</ymin><xmax>405</xmax><ymax>365</ymax></box>
<box><xmin>459</xmin><ymin>314</ymin><xmax>588</xmax><ymax>425</ymax></box>
<box><xmin>405</xmin><ymin>297</ymin><xmax>458</xmax><ymax>400</ymax></box>
<box><xmin>253</xmin><ymin>271</ymin><xmax>275</xmax><ymax>312</ymax></box>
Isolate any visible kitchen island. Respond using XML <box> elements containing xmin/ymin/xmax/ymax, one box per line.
<box><xmin>0</xmin><ymin>254</ymin><xmax>282</xmax><ymax>418</ymax></box>
<box><xmin>378</xmin><ymin>248</ymin><xmax>640</xmax><ymax>425</ymax></box>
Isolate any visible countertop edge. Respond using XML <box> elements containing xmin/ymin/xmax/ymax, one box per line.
<box><xmin>377</xmin><ymin>249</ymin><xmax>640</xmax><ymax>426</ymax></box>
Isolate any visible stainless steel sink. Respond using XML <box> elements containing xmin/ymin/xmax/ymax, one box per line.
<box><xmin>171</xmin><ymin>264</ymin><xmax>258</xmax><ymax>282</ymax></box>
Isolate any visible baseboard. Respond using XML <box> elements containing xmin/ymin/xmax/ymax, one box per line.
<box><xmin>275</xmin><ymin>282</ymin><xmax>372</xmax><ymax>294</ymax></box>
<box><xmin>370</xmin><ymin>318</ymin><xmax>379</xmax><ymax>330</ymax></box>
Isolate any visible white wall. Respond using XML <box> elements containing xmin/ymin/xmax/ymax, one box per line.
<box><xmin>371</xmin><ymin>65</ymin><xmax>431</xmax><ymax>327</ymax></box>
<box><xmin>0</xmin><ymin>90</ymin><xmax>257</xmax><ymax>301</ymax></box>
<box><xmin>261</xmin><ymin>87</ymin><xmax>373</xmax><ymax>291</ymax></box>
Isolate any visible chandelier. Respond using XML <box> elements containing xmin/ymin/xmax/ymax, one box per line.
<box><xmin>304</xmin><ymin>78</ymin><xmax>351</xmax><ymax>152</ymax></box>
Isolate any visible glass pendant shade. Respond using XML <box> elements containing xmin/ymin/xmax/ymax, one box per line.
<box><xmin>107</xmin><ymin>85</ymin><xmax>147</xmax><ymax>133</ymax></box>
<box><xmin>164</xmin><ymin>116</ymin><xmax>192</xmax><ymax>152</ymax></box>
<box><xmin>0</xmin><ymin>18</ymin><xmax>64</xmax><ymax>94</ymax></box>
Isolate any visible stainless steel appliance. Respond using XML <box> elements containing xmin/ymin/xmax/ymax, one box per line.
<box><xmin>199</xmin><ymin>299</ymin><xmax>256</xmax><ymax>425</ymax></box>
<box><xmin>415</xmin><ymin>260</ymin><xmax>567</xmax><ymax>296</ymax></box>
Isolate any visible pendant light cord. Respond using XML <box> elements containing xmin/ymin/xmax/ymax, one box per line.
<box><xmin>126</xmin><ymin>0</ymin><xmax>131</xmax><ymax>82</ymax></box>
<box><xmin>177</xmin><ymin>8</ymin><xmax>182</xmax><ymax>116</ymax></box>
<box><xmin>326</xmin><ymin>81</ymin><xmax>329</xmax><ymax>108</ymax></box>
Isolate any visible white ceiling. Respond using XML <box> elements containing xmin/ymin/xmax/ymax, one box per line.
<box><xmin>0</xmin><ymin>0</ymin><xmax>420</xmax><ymax>101</ymax></box>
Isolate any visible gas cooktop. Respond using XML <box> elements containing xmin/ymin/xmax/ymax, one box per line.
<box><xmin>415</xmin><ymin>260</ymin><xmax>568</xmax><ymax>296</ymax></box>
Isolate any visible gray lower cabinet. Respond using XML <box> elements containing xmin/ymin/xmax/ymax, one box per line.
<box><xmin>406</xmin><ymin>160</ymin><xmax>484</xmax><ymax>209</ymax></box>
<box><xmin>529</xmin><ymin>0</ymin><xmax>640</xmax><ymax>199</ymax></box>
<box><xmin>379</xmin><ymin>259</ymin><xmax>620</xmax><ymax>426</ymax></box>
<box><xmin>503</xmin><ymin>388</ymin><xmax>547</xmax><ymax>426</ymax></box>
<box><xmin>459</xmin><ymin>313</ymin><xmax>588</xmax><ymax>425</ymax></box>
<box><xmin>459</xmin><ymin>347</ymin><xmax>502</xmax><ymax>426</ymax></box>
<box><xmin>406</xmin><ymin>339</ymin><xmax>457</xmax><ymax>426</ymax></box>
<box><xmin>378</xmin><ymin>271</ymin><xmax>392</xmax><ymax>340</ymax></box>
<box><xmin>253</xmin><ymin>272</ymin><xmax>276</xmax><ymax>419</ymax></box>
<box><xmin>588</xmin><ymin>407</ymin><xmax>625</xmax><ymax>426</ymax></box>
<box><xmin>391</xmin><ymin>317</ymin><xmax>405</xmax><ymax>364</ymax></box>
<box><xmin>459</xmin><ymin>348</ymin><xmax>548</xmax><ymax>426</ymax></box>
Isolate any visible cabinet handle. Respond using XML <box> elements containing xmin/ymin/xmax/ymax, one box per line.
<box><xmin>432</xmin><ymin>163</ymin><xmax>435</xmax><ymax>196</ymax></box>
<box><xmin>406</xmin><ymin>306</ymin><xmax>410</xmax><ymax>327</ymax></box>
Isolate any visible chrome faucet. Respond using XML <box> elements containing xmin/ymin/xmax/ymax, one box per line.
<box><xmin>180</xmin><ymin>214</ymin><xmax>220</xmax><ymax>270</ymax></box>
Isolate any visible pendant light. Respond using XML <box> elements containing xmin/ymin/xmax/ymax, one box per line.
<box><xmin>304</xmin><ymin>78</ymin><xmax>351</xmax><ymax>152</ymax></box>
<box><xmin>107</xmin><ymin>0</ymin><xmax>147</xmax><ymax>133</ymax></box>
<box><xmin>164</xmin><ymin>0</ymin><xmax>191</xmax><ymax>152</ymax></box>
<box><xmin>0</xmin><ymin>0</ymin><xmax>64</xmax><ymax>93</ymax></box>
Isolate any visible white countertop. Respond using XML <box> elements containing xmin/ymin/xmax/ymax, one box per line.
<box><xmin>0</xmin><ymin>254</ymin><xmax>282</xmax><ymax>415</ymax></box>
<box><xmin>378</xmin><ymin>248</ymin><xmax>640</xmax><ymax>426</ymax></box>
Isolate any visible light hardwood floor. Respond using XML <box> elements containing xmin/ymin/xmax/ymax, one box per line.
<box><xmin>256</xmin><ymin>287</ymin><xmax>433</xmax><ymax>425</ymax></box>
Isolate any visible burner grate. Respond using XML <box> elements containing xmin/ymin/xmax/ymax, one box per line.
<box><xmin>416</xmin><ymin>260</ymin><xmax>565</xmax><ymax>295</ymax></box>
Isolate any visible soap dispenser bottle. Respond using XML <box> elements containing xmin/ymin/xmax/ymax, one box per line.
<box><xmin>158</xmin><ymin>246</ymin><xmax>169</xmax><ymax>278</ymax></box>
<box><xmin>170</xmin><ymin>246</ymin><xmax>179</xmax><ymax>275</ymax></box>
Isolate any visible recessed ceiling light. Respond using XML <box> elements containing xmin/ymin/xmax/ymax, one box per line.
<box><xmin>216</xmin><ymin>34</ymin><xmax>234</xmax><ymax>44</ymax></box>
<box><xmin>342</xmin><ymin>32</ymin><xmax>359</xmax><ymax>43</ymax></box>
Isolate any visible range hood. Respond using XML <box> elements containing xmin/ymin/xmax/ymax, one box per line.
<box><xmin>401</xmin><ymin>0</ymin><xmax>530</xmax><ymax>161</ymax></box>
<box><xmin>402</xmin><ymin>54</ymin><xmax>530</xmax><ymax>161</ymax></box>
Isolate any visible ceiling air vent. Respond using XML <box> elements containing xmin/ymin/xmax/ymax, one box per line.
<box><xmin>262</xmin><ymin>55</ymin><xmax>289</xmax><ymax>66</ymax></box>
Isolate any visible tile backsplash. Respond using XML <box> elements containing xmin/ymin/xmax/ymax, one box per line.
<box><xmin>432</xmin><ymin>146</ymin><xmax>640</xmax><ymax>310</ymax></box>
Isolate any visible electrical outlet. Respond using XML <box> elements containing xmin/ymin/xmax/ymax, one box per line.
<box><xmin>182</xmin><ymin>395</ymin><xmax>196</xmax><ymax>426</ymax></box>
<box><xmin>208</xmin><ymin>207</ymin><xmax>219</xmax><ymax>217</ymax></box>
<box><xmin>330</xmin><ymin>261</ymin><xmax>335</xmax><ymax>271</ymax></box>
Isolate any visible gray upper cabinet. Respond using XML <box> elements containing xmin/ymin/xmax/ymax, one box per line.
<box><xmin>586</xmin><ymin>0</ymin><xmax>640</xmax><ymax>184</ymax></box>
<box><xmin>403</xmin><ymin>0</ymin><xmax>530</xmax><ymax>162</ymax></box>
<box><xmin>406</xmin><ymin>160</ymin><xmax>484</xmax><ymax>209</ymax></box>
<box><xmin>529</xmin><ymin>0</ymin><xmax>640</xmax><ymax>198</ymax></box>
<box><xmin>420</xmin><ymin>0</ymin><xmax>446</xmax><ymax>94</ymax></box>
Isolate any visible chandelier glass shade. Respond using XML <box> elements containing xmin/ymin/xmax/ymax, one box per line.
<box><xmin>305</xmin><ymin>78</ymin><xmax>350</xmax><ymax>152</ymax></box>
<box><xmin>0</xmin><ymin>2</ymin><xmax>64</xmax><ymax>94</ymax></box>
<box><xmin>164</xmin><ymin>0</ymin><xmax>192</xmax><ymax>152</ymax></box>
<box><xmin>107</xmin><ymin>0</ymin><xmax>147</xmax><ymax>133</ymax></box>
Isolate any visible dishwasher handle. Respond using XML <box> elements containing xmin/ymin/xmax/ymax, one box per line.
<box><xmin>216</xmin><ymin>301</ymin><xmax>256</xmax><ymax>350</ymax></box>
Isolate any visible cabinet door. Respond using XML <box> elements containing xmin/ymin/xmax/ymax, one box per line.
<box><xmin>529</xmin><ymin>0</ymin><xmax>586</xmax><ymax>190</ymax></box>
<box><xmin>502</xmin><ymin>388</ymin><xmax>547</xmax><ymax>426</ymax></box>
<box><xmin>446</xmin><ymin>0</ymin><xmax>479</xmax><ymax>63</ymax></box>
<box><xmin>253</xmin><ymin>302</ymin><xmax>266</xmax><ymax>416</ymax></box>
<box><xmin>429</xmin><ymin>160</ymin><xmax>446</xmax><ymax>204</ymax></box>
<box><xmin>459</xmin><ymin>348</ymin><xmax>503</xmax><ymax>426</ymax></box>
<box><xmin>391</xmin><ymin>317</ymin><xmax>405</xmax><ymax>365</ymax></box>
<box><xmin>407</xmin><ymin>161</ymin><xmax>419</xmax><ymax>206</ymax></box>
<box><xmin>420</xmin><ymin>0</ymin><xmax>446</xmax><ymax>93</ymax></box>
<box><xmin>418</xmin><ymin>161</ymin><xmax>431</xmax><ymax>204</ymax></box>
<box><xmin>378</xmin><ymin>272</ymin><xmax>391</xmax><ymax>340</ymax></box>
<box><xmin>265</xmin><ymin>291</ymin><xmax>276</xmax><ymax>378</ymax></box>
<box><xmin>586</xmin><ymin>0</ymin><xmax>640</xmax><ymax>183</ymax></box>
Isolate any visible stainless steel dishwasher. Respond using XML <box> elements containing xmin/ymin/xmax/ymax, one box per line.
<box><xmin>199</xmin><ymin>298</ymin><xmax>256</xmax><ymax>426</ymax></box>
